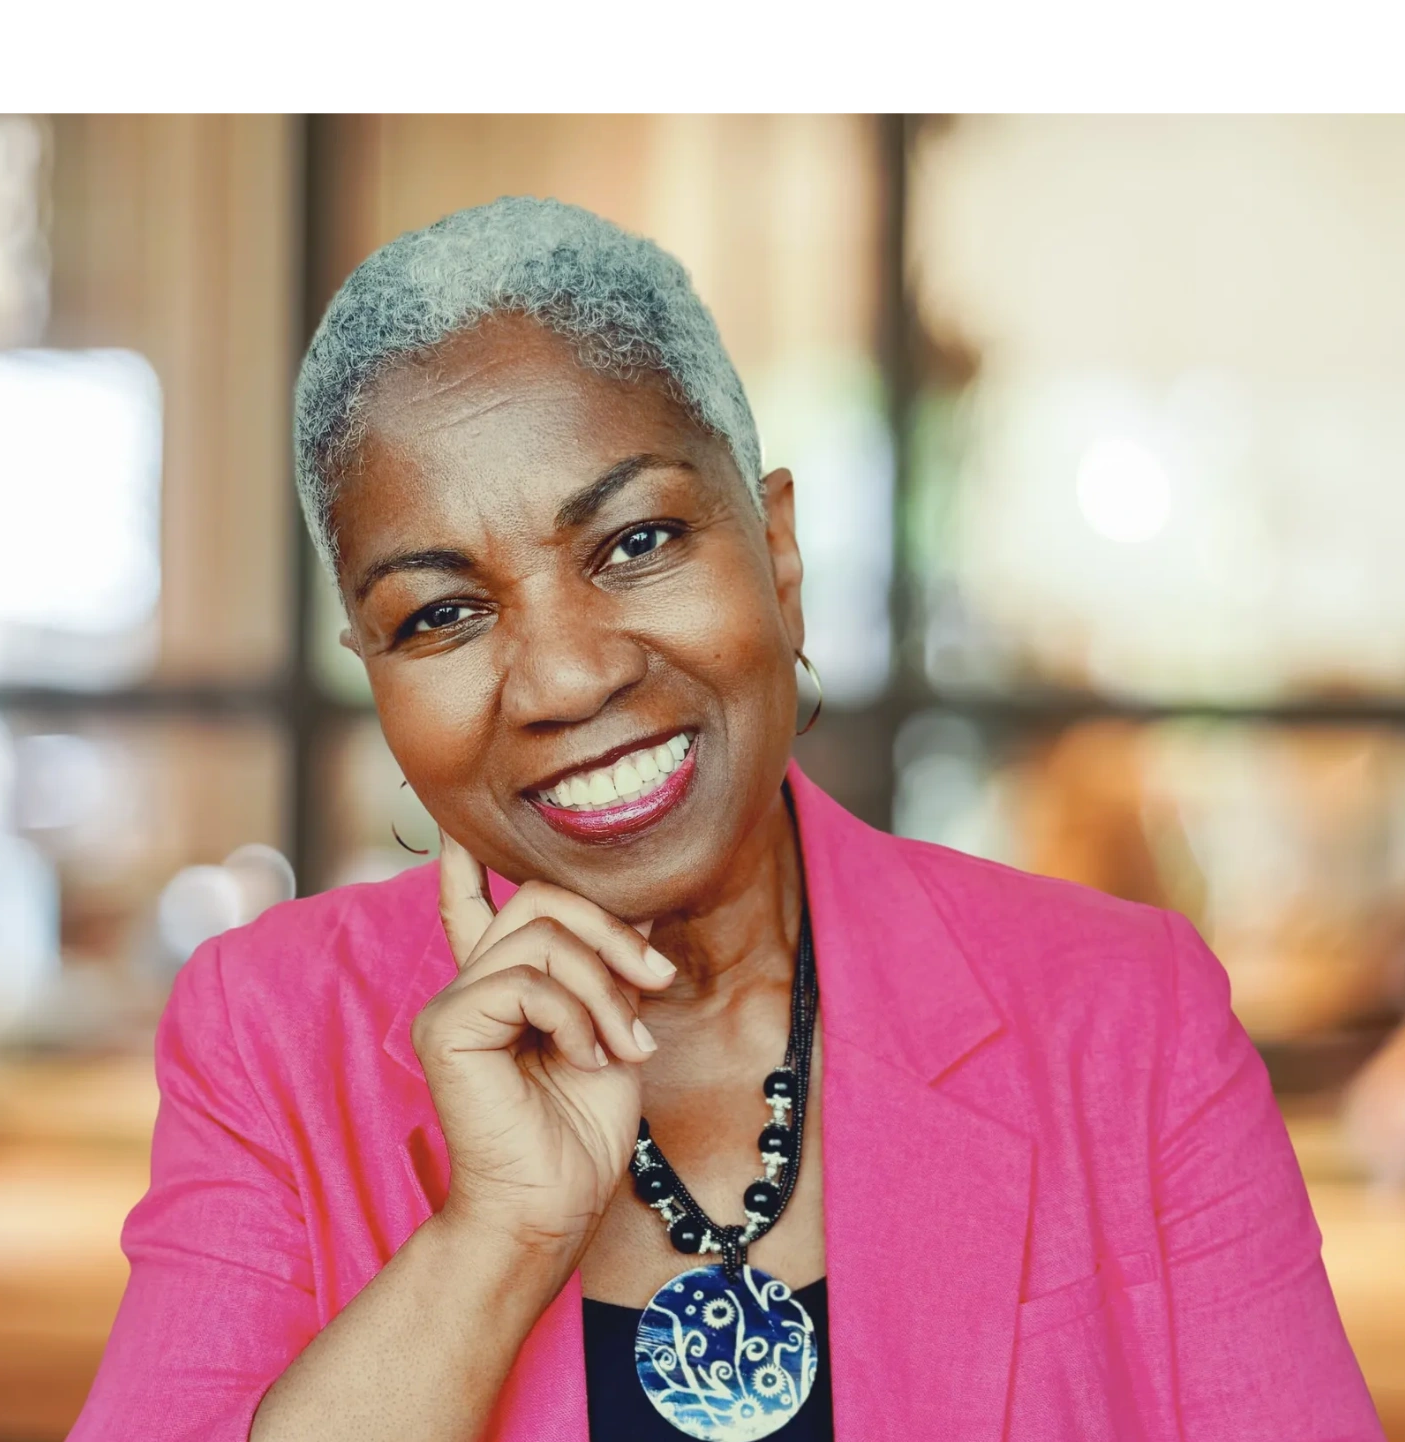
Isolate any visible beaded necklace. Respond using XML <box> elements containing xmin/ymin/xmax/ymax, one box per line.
<box><xmin>625</xmin><ymin>786</ymin><xmax>820</xmax><ymax>1441</ymax></box>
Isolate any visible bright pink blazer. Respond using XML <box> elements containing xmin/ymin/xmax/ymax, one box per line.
<box><xmin>71</xmin><ymin>761</ymin><xmax>1384</xmax><ymax>1441</ymax></box>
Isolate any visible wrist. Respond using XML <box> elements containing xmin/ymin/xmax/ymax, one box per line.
<box><xmin>419</xmin><ymin>1207</ymin><xmax>582</xmax><ymax>1319</ymax></box>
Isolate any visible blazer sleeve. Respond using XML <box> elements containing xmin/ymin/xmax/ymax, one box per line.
<box><xmin>1154</xmin><ymin>911</ymin><xmax>1385</xmax><ymax>1441</ymax></box>
<box><xmin>69</xmin><ymin>935</ymin><xmax>319</xmax><ymax>1442</ymax></box>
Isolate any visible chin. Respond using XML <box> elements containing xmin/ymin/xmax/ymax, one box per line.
<box><xmin>541</xmin><ymin>825</ymin><xmax>738</xmax><ymax>922</ymax></box>
<box><xmin>517</xmin><ymin>779</ymin><xmax>756</xmax><ymax>923</ymax></box>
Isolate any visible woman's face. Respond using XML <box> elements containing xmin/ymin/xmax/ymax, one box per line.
<box><xmin>335</xmin><ymin>314</ymin><xmax>804</xmax><ymax>922</ymax></box>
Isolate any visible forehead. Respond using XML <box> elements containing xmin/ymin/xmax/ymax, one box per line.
<box><xmin>359</xmin><ymin>314</ymin><xmax>718</xmax><ymax>498</ymax></box>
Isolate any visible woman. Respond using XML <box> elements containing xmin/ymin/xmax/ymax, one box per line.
<box><xmin>72</xmin><ymin>198</ymin><xmax>1383</xmax><ymax>1442</ymax></box>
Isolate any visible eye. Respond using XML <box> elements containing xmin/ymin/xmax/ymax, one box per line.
<box><xmin>410</xmin><ymin>602</ymin><xmax>479</xmax><ymax>634</ymax></box>
<box><xmin>606</xmin><ymin>525</ymin><xmax>677</xmax><ymax>567</ymax></box>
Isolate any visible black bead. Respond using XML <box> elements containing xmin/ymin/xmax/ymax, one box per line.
<box><xmin>669</xmin><ymin>1216</ymin><xmax>706</xmax><ymax>1253</ymax></box>
<box><xmin>763</xmin><ymin>1068</ymin><xmax>796</xmax><ymax>1101</ymax></box>
<box><xmin>758</xmin><ymin>1124</ymin><xmax>792</xmax><ymax>1158</ymax></box>
<box><xmin>744</xmin><ymin>1180</ymin><xmax>781</xmax><ymax>1218</ymax></box>
<box><xmin>633</xmin><ymin>1169</ymin><xmax>672</xmax><ymax>1204</ymax></box>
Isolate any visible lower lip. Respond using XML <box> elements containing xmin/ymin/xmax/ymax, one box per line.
<box><xmin>528</xmin><ymin>747</ymin><xmax>697</xmax><ymax>844</ymax></box>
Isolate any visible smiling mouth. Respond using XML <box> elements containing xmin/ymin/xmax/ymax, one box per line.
<box><xmin>527</xmin><ymin>731</ymin><xmax>697</xmax><ymax>842</ymax></box>
<box><xmin>531</xmin><ymin>731</ymin><xmax>694</xmax><ymax>811</ymax></box>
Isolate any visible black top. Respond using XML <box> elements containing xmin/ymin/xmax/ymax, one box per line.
<box><xmin>583</xmin><ymin>1277</ymin><xmax>835</xmax><ymax>1440</ymax></box>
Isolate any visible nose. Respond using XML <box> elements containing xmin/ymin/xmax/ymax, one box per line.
<box><xmin>497</xmin><ymin>585</ymin><xmax>649</xmax><ymax>728</ymax></box>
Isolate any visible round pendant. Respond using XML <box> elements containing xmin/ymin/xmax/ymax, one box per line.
<box><xmin>634</xmin><ymin>1264</ymin><xmax>817</xmax><ymax>1441</ymax></box>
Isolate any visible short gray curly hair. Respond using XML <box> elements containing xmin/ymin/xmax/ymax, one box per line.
<box><xmin>294</xmin><ymin>196</ymin><xmax>764</xmax><ymax>577</ymax></box>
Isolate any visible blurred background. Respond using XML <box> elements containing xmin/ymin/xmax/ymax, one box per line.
<box><xmin>2</xmin><ymin>113</ymin><xmax>1405</xmax><ymax>1437</ymax></box>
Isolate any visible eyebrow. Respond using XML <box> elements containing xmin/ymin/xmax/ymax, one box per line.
<box><xmin>553</xmin><ymin>452</ymin><xmax>694</xmax><ymax>529</ymax></box>
<box><xmin>352</xmin><ymin>453</ymin><xmax>693</xmax><ymax>605</ymax></box>
<box><xmin>352</xmin><ymin>547</ymin><xmax>473</xmax><ymax>605</ymax></box>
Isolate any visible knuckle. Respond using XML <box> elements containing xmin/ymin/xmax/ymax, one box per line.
<box><xmin>409</xmin><ymin>1008</ymin><xmax>438</xmax><ymax>1056</ymax></box>
<box><xmin>595</xmin><ymin>910</ymin><xmax>639</xmax><ymax>953</ymax></box>
<box><xmin>604</xmin><ymin>990</ymin><xmax>635</xmax><ymax>1024</ymax></box>
<box><xmin>499</xmin><ymin>961</ymin><xmax>549</xmax><ymax>993</ymax></box>
<box><xmin>523</xmin><ymin>913</ymin><xmax>573</xmax><ymax>947</ymax></box>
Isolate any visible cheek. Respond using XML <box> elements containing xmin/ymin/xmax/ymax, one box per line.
<box><xmin>663</xmin><ymin>552</ymin><xmax>790</xmax><ymax>683</ymax></box>
<box><xmin>365</xmin><ymin>656</ymin><xmax>496</xmax><ymax>792</ymax></box>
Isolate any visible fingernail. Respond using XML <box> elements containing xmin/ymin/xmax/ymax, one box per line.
<box><xmin>632</xmin><ymin>1018</ymin><xmax>658</xmax><ymax>1053</ymax></box>
<box><xmin>594</xmin><ymin>1042</ymin><xmax>609</xmax><ymax>1069</ymax></box>
<box><xmin>644</xmin><ymin>947</ymin><xmax>676</xmax><ymax>978</ymax></box>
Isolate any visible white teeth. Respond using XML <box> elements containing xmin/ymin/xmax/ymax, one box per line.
<box><xmin>587</xmin><ymin>771</ymin><xmax>618</xmax><ymax>806</ymax></box>
<box><xmin>539</xmin><ymin>732</ymin><xmax>694</xmax><ymax>812</ymax></box>
<box><xmin>614</xmin><ymin>760</ymin><xmax>643</xmax><ymax>800</ymax></box>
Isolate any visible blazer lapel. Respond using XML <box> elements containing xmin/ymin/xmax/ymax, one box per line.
<box><xmin>789</xmin><ymin>763</ymin><xmax>1032</xmax><ymax>1441</ymax></box>
<box><xmin>821</xmin><ymin>1037</ymin><xmax>1031</xmax><ymax>1439</ymax></box>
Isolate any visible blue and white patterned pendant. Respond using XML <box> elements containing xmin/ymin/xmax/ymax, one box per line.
<box><xmin>634</xmin><ymin>1264</ymin><xmax>817</xmax><ymax>1440</ymax></box>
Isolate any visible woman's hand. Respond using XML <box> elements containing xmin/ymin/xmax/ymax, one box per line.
<box><xmin>411</xmin><ymin>830</ymin><xmax>676</xmax><ymax>1265</ymax></box>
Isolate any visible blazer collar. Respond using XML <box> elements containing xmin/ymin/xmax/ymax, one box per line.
<box><xmin>784</xmin><ymin>762</ymin><xmax>1031</xmax><ymax>1440</ymax></box>
<box><xmin>783</xmin><ymin>760</ymin><xmax>1005</xmax><ymax>1085</ymax></box>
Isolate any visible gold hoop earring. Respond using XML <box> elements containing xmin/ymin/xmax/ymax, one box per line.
<box><xmin>391</xmin><ymin>778</ymin><xmax>431</xmax><ymax>856</ymax></box>
<box><xmin>795</xmin><ymin>650</ymin><xmax>823</xmax><ymax>736</ymax></box>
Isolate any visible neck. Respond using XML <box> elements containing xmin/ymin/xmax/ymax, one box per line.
<box><xmin>645</xmin><ymin>782</ymin><xmax>803</xmax><ymax>1014</ymax></box>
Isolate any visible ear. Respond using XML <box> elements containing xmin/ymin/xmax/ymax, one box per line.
<box><xmin>761</xmin><ymin>468</ymin><xmax>804</xmax><ymax>653</ymax></box>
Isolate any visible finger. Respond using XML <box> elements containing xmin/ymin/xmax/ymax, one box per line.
<box><xmin>464</xmin><ymin>880</ymin><xmax>674</xmax><ymax>991</ymax></box>
<box><xmin>438</xmin><ymin>828</ymin><xmax>498</xmax><ymax>970</ymax></box>
<box><xmin>431</xmin><ymin>966</ymin><xmax>609</xmax><ymax>1073</ymax></box>
<box><xmin>449</xmin><ymin>917</ymin><xmax>657</xmax><ymax>1063</ymax></box>
<box><xmin>601</xmin><ymin>911</ymin><xmax>655</xmax><ymax>1016</ymax></box>
<box><xmin>623</xmin><ymin>917</ymin><xmax>653</xmax><ymax>1008</ymax></box>
<box><xmin>626</xmin><ymin>922</ymin><xmax>654</xmax><ymax>1003</ymax></box>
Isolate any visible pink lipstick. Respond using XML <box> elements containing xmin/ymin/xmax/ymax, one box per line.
<box><xmin>529</xmin><ymin>746</ymin><xmax>697</xmax><ymax>843</ymax></box>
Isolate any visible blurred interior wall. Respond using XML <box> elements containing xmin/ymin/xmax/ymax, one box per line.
<box><xmin>308</xmin><ymin>115</ymin><xmax>881</xmax><ymax>377</ymax></box>
<box><xmin>48</xmin><ymin>115</ymin><xmax>297</xmax><ymax>686</ymax></box>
